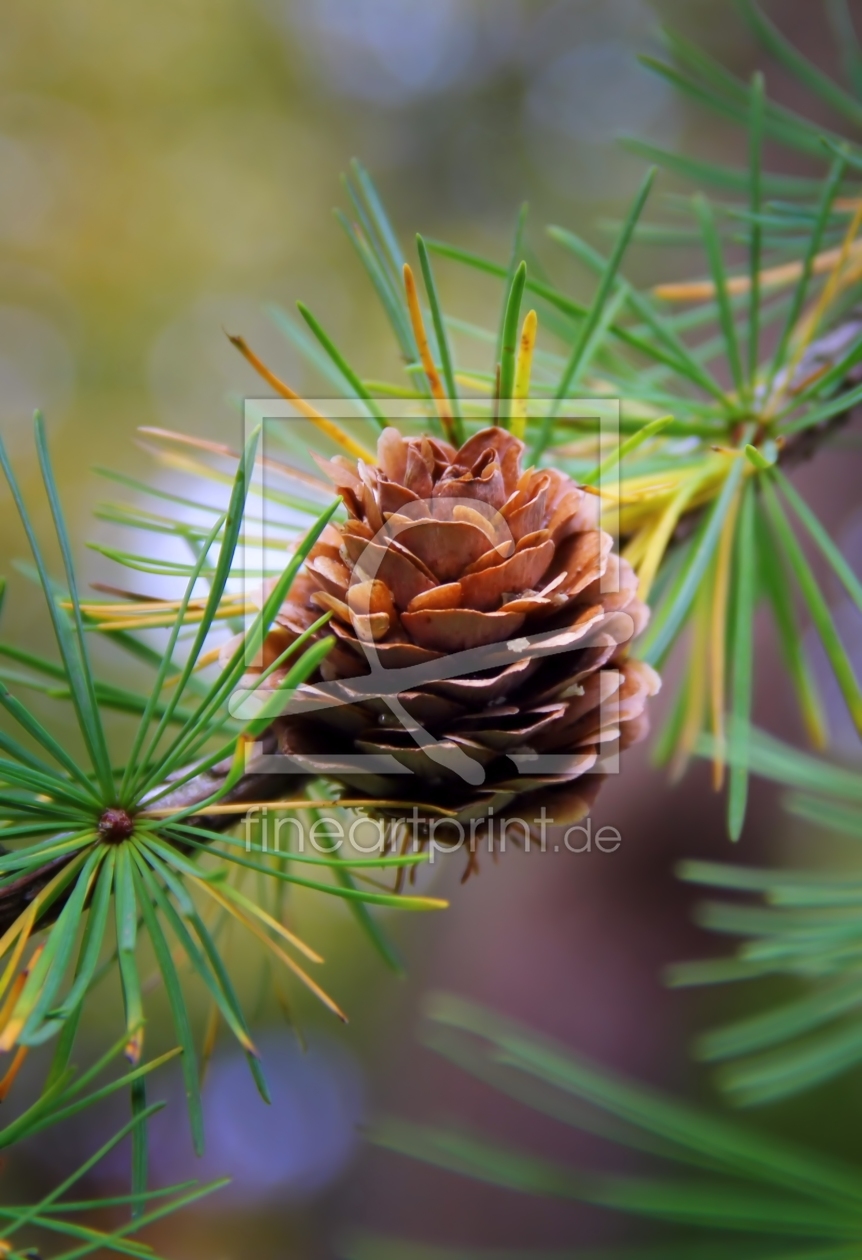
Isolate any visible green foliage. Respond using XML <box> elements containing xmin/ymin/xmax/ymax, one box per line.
<box><xmin>665</xmin><ymin>733</ymin><xmax>862</xmax><ymax>1106</ymax></box>
<box><xmin>346</xmin><ymin>993</ymin><xmax>862</xmax><ymax>1259</ymax></box>
<box><xmin>1</xmin><ymin>5</ymin><xmax>861</xmax><ymax>1250</ymax></box>
<box><xmin>0</xmin><ymin>1125</ymin><xmax>221</xmax><ymax>1260</ymax></box>
<box><xmin>0</xmin><ymin>1034</ymin><xmax>220</xmax><ymax>1256</ymax></box>
<box><xmin>0</xmin><ymin>416</ymin><xmax>443</xmax><ymax>1245</ymax></box>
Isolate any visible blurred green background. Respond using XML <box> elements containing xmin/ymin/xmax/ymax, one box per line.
<box><xmin>0</xmin><ymin>2</ymin><xmax>852</xmax><ymax>1257</ymax></box>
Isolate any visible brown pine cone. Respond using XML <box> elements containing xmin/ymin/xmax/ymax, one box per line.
<box><xmin>249</xmin><ymin>427</ymin><xmax>659</xmax><ymax>845</ymax></box>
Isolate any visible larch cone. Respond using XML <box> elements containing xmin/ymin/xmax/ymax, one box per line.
<box><xmin>238</xmin><ymin>426</ymin><xmax>660</xmax><ymax>869</ymax></box>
